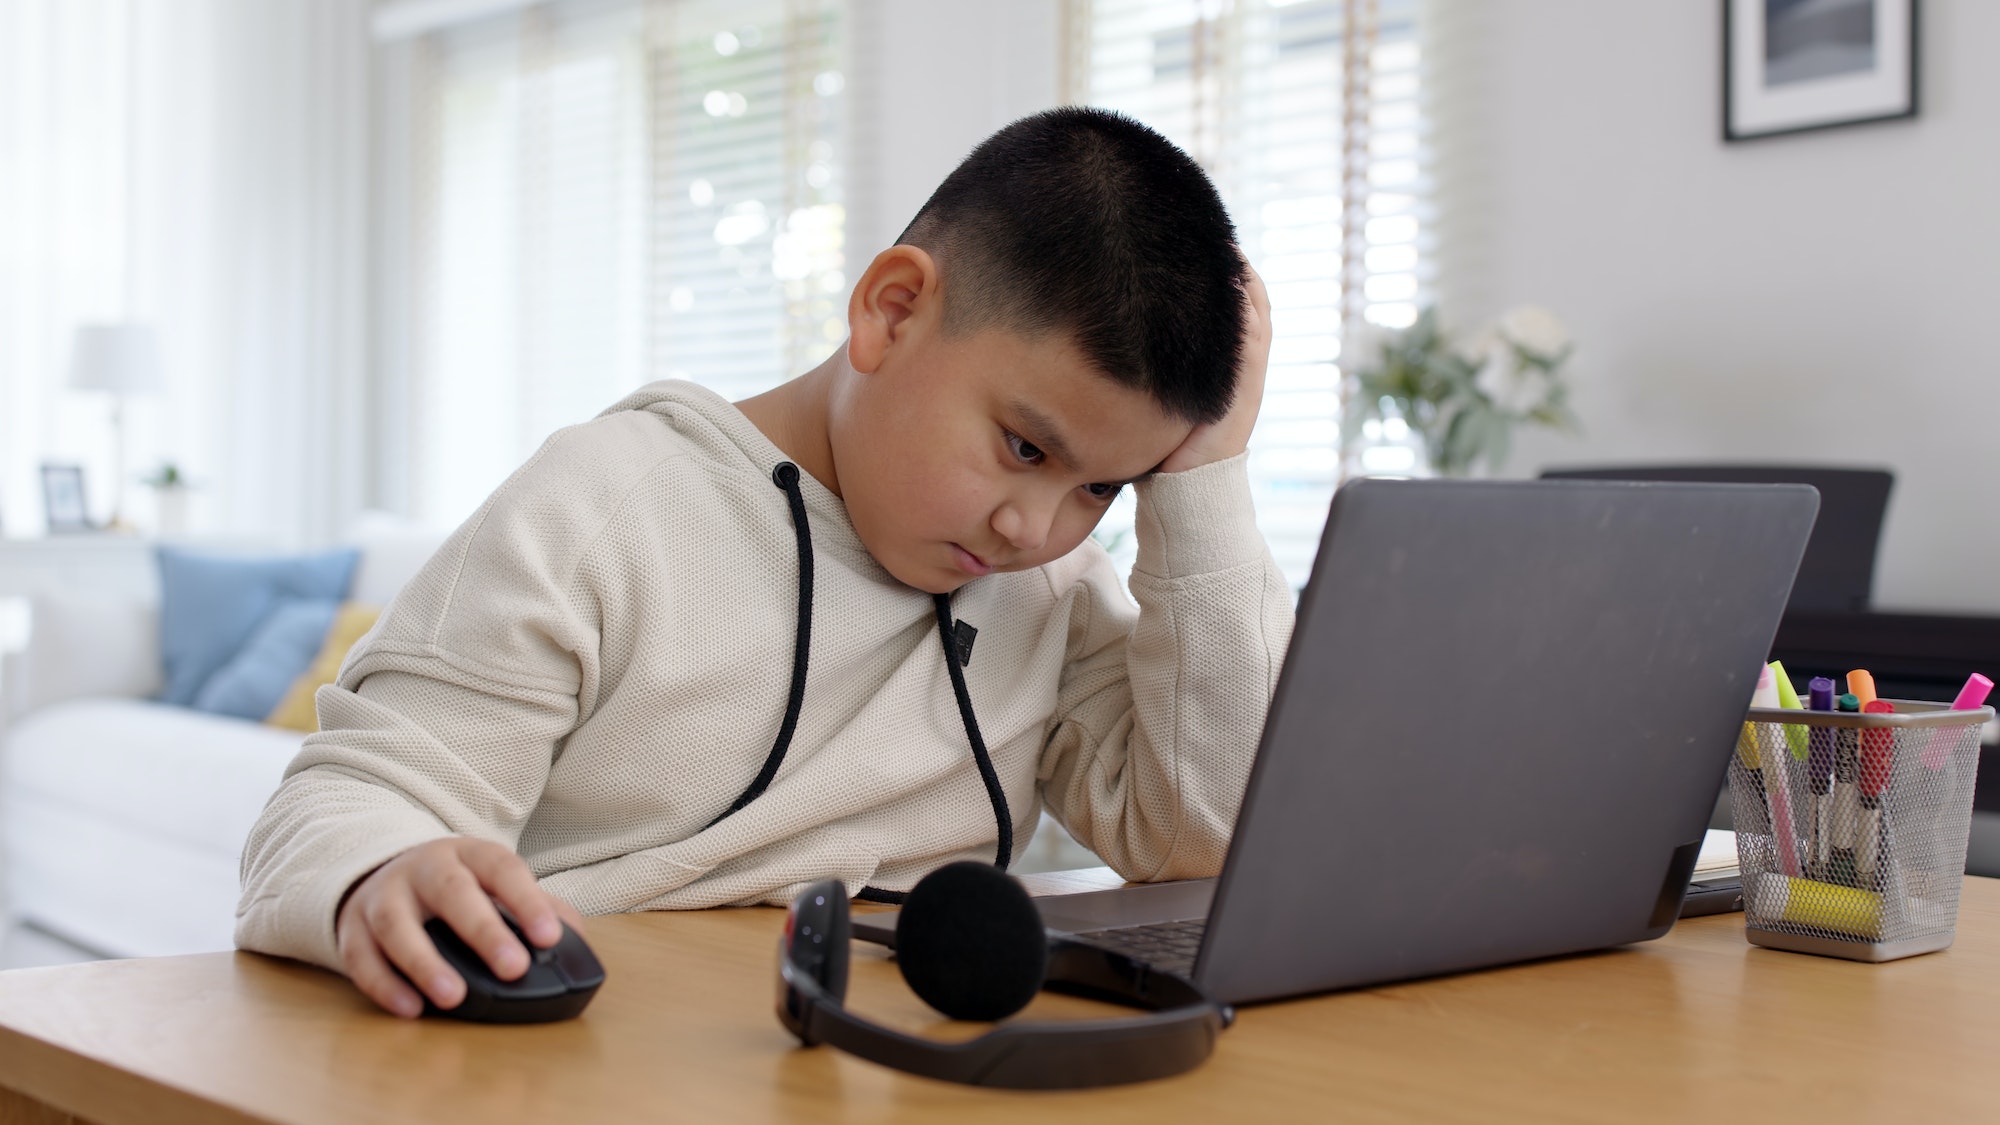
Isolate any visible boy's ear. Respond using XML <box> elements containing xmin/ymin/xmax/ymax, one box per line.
<box><xmin>847</xmin><ymin>245</ymin><xmax>940</xmax><ymax>375</ymax></box>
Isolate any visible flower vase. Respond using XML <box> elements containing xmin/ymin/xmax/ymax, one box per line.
<box><xmin>154</xmin><ymin>486</ymin><xmax>190</xmax><ymax>538</ymax></box>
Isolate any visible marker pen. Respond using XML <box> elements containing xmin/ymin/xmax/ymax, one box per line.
<box><xmin>1750</xmin><ymin>665</ymin><xmax>1801</xmax><ymax>878</ymax></box>
<box><xmin>1752</xmin><ymin>873</ymin><xmax>1889</xmax><ymax>941</ymax></box>
<box><xmin>1857</xmin><ymin>698</ymin><xmax>1896</xmax><ymax>891</ymax></box>
<box><xmin>1846</xmin><ymin>669</ymin><xmax>1877</xmax><ymax>709</ymax></box>
<box><xmin>1831</xmin><ymin>693</ymin><xmax>1861</xmax><ymax>888</ymax></box>
<box><xmin>1768</xmin><ymin>660</ymin><xmax>1810</xmax><ymax>761</ymax></box>
<box><xmin>1806</xmin><ymin>676</ymin><xmax>1837</xmax><ymax>879</ymax></box>
<box><xmin>1926</xmin><ymin>672</ymin><xmax>1995</xmax><ymax>769</ymax></box>
<box><xmin>1734</xmin><ymin>665</ymin><xmax>1773</xmax><ymax>835</ymax></box>
<box><xmin>1950</xmin><ymin>672</ymin><xmax>1995</xmax><ymax>711</ymax></box>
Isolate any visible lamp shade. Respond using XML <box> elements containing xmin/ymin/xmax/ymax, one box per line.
<box><xmin>68</xmin><ymin>323</ymin><xmax>163</xmax><ymax>394</ymax></box>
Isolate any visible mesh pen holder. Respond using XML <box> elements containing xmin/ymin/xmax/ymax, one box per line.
<box><xmin>1727</xmin><ymin>699</ymin><xmax>1992</xmax><ymax>962</ymax></box>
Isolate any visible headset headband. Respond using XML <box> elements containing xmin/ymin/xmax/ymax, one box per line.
<box><xmin>777</xmin><ymin>880</ymin><xmax>1227</xmax><ymax>1089</ymax></box>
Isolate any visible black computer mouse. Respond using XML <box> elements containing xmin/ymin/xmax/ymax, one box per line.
<box><xmin>407</xmin><ymin>910</ymin><xmax>606</xmax><ymax>1024</ymax></box>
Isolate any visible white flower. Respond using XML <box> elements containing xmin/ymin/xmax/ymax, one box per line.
<box><xmin>1458</xmin><ymin>324</ymin><xmax>1500</xmax><ymax>368</ymax></box>
<box><xmin>1494</xmin><ymin>305</ymin><xmax>1569</xmax><ymax>360</ymax></box>
<box><xmin>1472</xmin><ymin>337</ymin><xmax>1552</xmax><ymax>415</ymax></box>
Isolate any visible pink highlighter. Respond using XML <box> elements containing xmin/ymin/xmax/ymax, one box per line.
<box><xmin>1927</xmin><ymin>672</ymin><xmax>1996</xmax><ymax>770</ymax></box>
<box><xmin>1750</xmin><ymin>664</ymin><xmax>1803</xmax><ymax>877</ymax></box>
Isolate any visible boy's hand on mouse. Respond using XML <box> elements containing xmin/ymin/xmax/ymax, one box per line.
<box><xmin>1159</xmin><ymin>258</ymin><xmax>1271</xmax><ymax>475</ymax></box>
<box><xmin>336</xmin><ymin>836</ymin><xmax>586</xmax><ymax>1019</ymax></box>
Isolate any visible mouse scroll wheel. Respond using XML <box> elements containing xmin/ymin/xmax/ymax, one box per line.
<box><xmin>532</xmin><ymin>943</ymin><xmax>558</xmax><ymax>966</ymax></box>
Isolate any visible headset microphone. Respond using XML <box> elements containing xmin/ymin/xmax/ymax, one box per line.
<box><xmin>776</xmin><ymin>861</ymin><xmax>1229</xmax><ymax>1089</ymax></box>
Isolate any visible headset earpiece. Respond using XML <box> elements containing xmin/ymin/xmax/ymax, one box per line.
<box><xmin>778</xmin><ymin>879</ymin><xmax>850</xmax><ymax>1044</ymax></box>
<box><xmin>894</xmin><ymin>861</ymin><xmax>1048</xmax><ymax>1021</ymax></box>
<box><xmin>775</xmin><ymin>865</ymin><xmax>1227</xmax><ymax>1087</ymax></box>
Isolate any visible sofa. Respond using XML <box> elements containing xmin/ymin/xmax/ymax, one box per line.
<box><xmin>0</xmin><ymin>520</ymin><xmax>1099</xmax><ymax>960</ymax></box>
<box><xmin>0</xmin><ymin>521</ymin><xmax>444</xmax><ymax>958</ymax></box>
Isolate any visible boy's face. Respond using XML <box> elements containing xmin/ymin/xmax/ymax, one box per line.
<box><xmin>829</xmin><ymin>325</ymin><xmax>1193</xmax><ymax>594</ymax></box>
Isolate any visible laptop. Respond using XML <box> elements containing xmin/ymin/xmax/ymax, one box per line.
<box><xmin>856</xmin><ymin>478</ymin><xmax>1817</xmax><ymax>1006</ymax></box>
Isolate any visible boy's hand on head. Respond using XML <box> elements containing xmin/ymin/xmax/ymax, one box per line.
<box><xmin>1159</xmin><ymin>260</ymin><xmax>1271</xmax><ymax>475</ymax></box>
<box><xmin>335</xmin><ymin>836</ymin><xmax>586</xmax><ymax>1019</ymax></box>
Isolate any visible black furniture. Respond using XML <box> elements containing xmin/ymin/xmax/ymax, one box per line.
<box><xmin>1540</xmin><ymin>464</ymin><xmax>1893</xmax><ymax>613</ymax></box>
<box><xmin>1533</xmin><ymin>466</ymin><xmax>2000</xmax><ymax>829</ymax></box>
<box><xmin>1770</xmin><ymin>610</ymin><xmax>2000</xmax><ymax>811</ymax></box>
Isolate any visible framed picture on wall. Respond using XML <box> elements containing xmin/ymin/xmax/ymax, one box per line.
<box><xmin>40</xmin><ymin>463</ymin><xmax>94</xmax><ymax>533</ymax></box>
<box><xmin>1724</xmin><ymin>0</ymin><xmax>1919</xmax><ymax>142</ymax></box>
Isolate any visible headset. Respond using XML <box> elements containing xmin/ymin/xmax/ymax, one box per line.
<box><xmin>775</xmin><ymin>861</ymin><xmax>1230</xmax><ymax>1089</ymax></box>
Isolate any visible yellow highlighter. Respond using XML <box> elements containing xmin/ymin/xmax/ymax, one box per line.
<box><xmin>1752</xmin><ymin>873</ymin><xmax>1890</xmax><ymax>941</ymax></box>
<box><xmin>1767</xmin><ymin>660</ymin><xmax>1810</xmax><ymax>761</ymax></box>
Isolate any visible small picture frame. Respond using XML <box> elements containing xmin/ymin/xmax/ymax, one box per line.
<box><xmin>40</xmin><ymin>463</ymin><xmax>94</xmax><ymax>533</ymax></box>
<box><xmin>1724</xmin><ymin>0</ymin><xmax>1919</xmax><ymax>142</ymax></box>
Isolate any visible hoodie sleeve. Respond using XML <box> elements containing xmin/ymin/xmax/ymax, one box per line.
<box><xmin>1034</xmin><ymin>452</ymin><xmax>1295</xmax><ymax>882</ymax></box>
<box><xmin>235</xmin><ymin>432</ymin><xmax>618</xmax><ymax>973</ymax></box>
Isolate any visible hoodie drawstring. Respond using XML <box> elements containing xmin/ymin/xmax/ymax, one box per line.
<box><xmin>932</xmin><ymin>592</ymin><xmax>1013</xmax><ymax>869</ymax></box>
<box><xmin>705</xmin><ymin>462</ymin><xmax>815</xmax><ymax>827</ymax></box>
<box><xmin>710</xmin><ymin>462</ymin><xmax>1012</xmax><ymax>901</ymax></box>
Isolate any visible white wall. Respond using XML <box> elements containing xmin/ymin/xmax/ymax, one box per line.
<box><xmin>1428</xmin><ymin>0</ymin><xmax>2000</xmax><ymax>613</ymax></box>
<box><xmin>843</xmin><ymin>0</ymin><xmax>1063</xmax><ymax>264</ymax></box>
<box><xmin>1</xmin><ymin>0</ymin><xmax>371</xmax><ymax>548</ymax></box>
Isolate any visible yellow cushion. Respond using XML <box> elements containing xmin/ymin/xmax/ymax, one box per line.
<box><xmin>264</xmin><ymin>603</ymin><xmax>382</xmax><ymax>732</ymax></box>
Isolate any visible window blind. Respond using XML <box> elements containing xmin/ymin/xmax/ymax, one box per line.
<box><xmin>399</xmin><ymin>0</ymin><xmax>842</xmax><ymax>527</ymax></box>
<box><xmin>1065</xmin><ymin>0</ymin><xmax>1427</xmax><ymax>588</ymax></box>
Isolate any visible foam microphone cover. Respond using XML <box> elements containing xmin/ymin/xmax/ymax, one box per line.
<box><xmin>895</xmin><ymin>861</ymin><xmax>1049</xmax><ymax>1022</ymax></box>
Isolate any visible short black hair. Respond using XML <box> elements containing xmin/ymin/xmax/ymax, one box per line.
<box><xmin>896</xmin><ymin>107</ymin><xmax>1245</xmax><ymax>425</ymax></box>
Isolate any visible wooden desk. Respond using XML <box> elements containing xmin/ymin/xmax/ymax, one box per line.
<box><xmin>2</xmin><ymin>870</ymin><xmax>1996</xmax><ymax>1124</ymax></box>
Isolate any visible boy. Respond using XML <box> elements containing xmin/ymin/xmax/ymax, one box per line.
<box><xmin>237</xmin><ymin>107</ymin><xmax>1292</xmax><ymax>1019</ymax></box>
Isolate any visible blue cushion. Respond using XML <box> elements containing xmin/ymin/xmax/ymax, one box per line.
<box><xmin>190</xmin><ymin>597</ymin><xmax>341</xmax><ymax>720</ymax></box>
<box><xmin>156</xmin><ymin>547</ymin><xmax>361</xmax><ymax>706</ymax></box>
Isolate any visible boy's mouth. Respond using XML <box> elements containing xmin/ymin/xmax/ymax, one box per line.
<box><xmin>951</xmin><ymin>544</ymin><xmax>995</xmax><ymax>577</ymax></box>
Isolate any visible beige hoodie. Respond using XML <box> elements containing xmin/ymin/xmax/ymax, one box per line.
<box><xmin>236</xmin><ymin>381</ymin><xmax>1294</xmax><ymax>971</ymax></box>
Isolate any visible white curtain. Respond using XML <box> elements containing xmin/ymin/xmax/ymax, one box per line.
<box><xmin>0</xmin><ymin>0</ymin><xmax>371</xmax><ymax>548</ymax></box>
<box><xmin>1063</xmin><ymin>0</ymin><xmax>1425</xmax><ymax>587</ymax></box>
<box><xmin>376</xmin><ymin>0</ymin><xmax>846</xmax><ymax>529</ymax></box>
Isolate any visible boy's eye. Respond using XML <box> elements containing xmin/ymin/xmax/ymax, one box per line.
<box><xmin>1003</xmin><ymin>428</ymin><xmax>1118</xmax><ymax>501</ymax></box>
<box><xmin>1004</xmin><ymin>431</ymin><xmax>1045</xmax><ymax>465</ymax></box>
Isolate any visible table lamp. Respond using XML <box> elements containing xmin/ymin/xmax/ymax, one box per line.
<box><xmin>68</xmin><ymin>323</ymin><xmax>163</xmax><ymax>532</ymax></box>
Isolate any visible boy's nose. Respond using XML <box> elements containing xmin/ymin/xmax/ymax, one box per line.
<box><xmin>992</xmin><ymin>495</ymin><xmax>1055</xmax><ymax>553</ymax></box>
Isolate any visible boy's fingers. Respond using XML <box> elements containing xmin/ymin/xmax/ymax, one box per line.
<box><xmin>551</xmin><ymin>897</ymin><xmax>588</xmax><ymax>935</ymax></box>
<box><xmin>1235</xmin><ymin>253</ymin><xmax>1269</xmax><ymax>305</ymax></box>
<box><xmin>417</xmin><ymin>860</ymin><xmax>531</xmax><ymax>983</ymax></box>
<box><xmin>1243</xmin><ymin>262</ymin><xmax>1270</xmax><ymax>311</ymax></box>
<box><xmin>365</xmin><ymin>894</ymin><xmax>468</xmax><ymax>1012</ymax></box>
<box><xmin>340</xmin><ymin>922</ymin><xmax>426</xmax><ymax>1019</ymax></box>
<box><xmin>461</xmin><ymin>843</ymin><xmax>565</xmax><ymax>949</ymax></box>
<box><xmin>1242</xmin><ymin>273</ymin><xmax>1272</xmax><ymax>344</ymax></box>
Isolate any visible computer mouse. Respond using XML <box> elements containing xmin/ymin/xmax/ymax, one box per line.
<box><xmin>406</xmin><ymin>910</ymin><xmax>606</xmax><ymax>1024</ymax></box>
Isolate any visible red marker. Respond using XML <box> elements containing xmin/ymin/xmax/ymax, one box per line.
<box><xmin>1857</xmin><ymin>698</ymin><xmax>1896</xmax><ymax>890</ymax></box>
<box><xmin>1858</xmin><ymin>699</ymin><xmax>1896</xmax><ymax>798</ymax></box>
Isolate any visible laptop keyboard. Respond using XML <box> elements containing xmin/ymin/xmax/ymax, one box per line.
<box><xmin>1070</xmin><ymin>918</ymin><xmax>1207</xmax><ymax>976</ymax></box>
